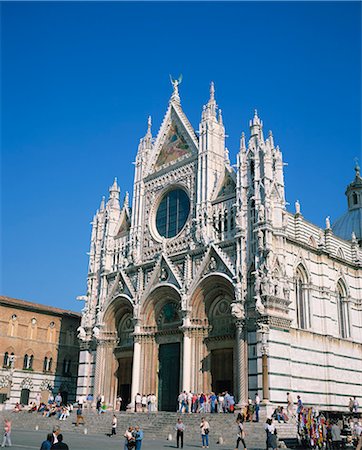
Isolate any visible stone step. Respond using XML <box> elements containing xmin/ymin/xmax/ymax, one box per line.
<box><xmin>1</xmin><ymin>411</ymin><xmax>298</xmax><ymax>446</ymax></box>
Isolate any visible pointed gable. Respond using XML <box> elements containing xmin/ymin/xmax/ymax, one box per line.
<box><xmin>214</xmin><ymin>168</ymin><xmax>236</xmax><ymax>200</ymax></box>
<box><xmin>114</xmin><ymin>208</ymin><xmax>130</xmax><ymax>239</ymax></box>
<box><xmin>147</xmin><ymin>102</ymin><xmax>198</xmax><ymax>175</ymax></box>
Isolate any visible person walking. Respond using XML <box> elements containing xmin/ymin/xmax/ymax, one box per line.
<box><xmin>50</xmin><ymin>434</ymin><xmax>69</xmax><ymax>450</ymax></box>
<box><xmin>296</xmin><ymin>395</ymin><xmax>303</xmax><ymax>420</ymax></box>
<box><xmin>353</xmin><ymin>397</ymin><xmax>359</xmax><ymax>414</ymax></box>
<box><xmin>75</xmin><ymin>405</ymin><xmax>85</xmax><ymax>426</ymax></box>
<box><xmin>235</xmin><ymin>417</ymin><xmax>247</xmax><ymax>450</ymax></box>
<box><xmin>265</xmin><ymin>418</ymin><xmax>277</xmax><ymax>450</ymax></box>
<box><xmin>200</xmin><ymin>417</ymin><xmax>210</xmax><ymax>449</ymax></box>
<box><xmin>110</xmin><ymin>415</ymin><xmax>117</xmax><ymax>437</ymax></box>
<box><xmin>134</xmin><ymin>426</ymin><xmax>143</xmax><ymax>450</ymax></box>
<box><xmin>1</xmin><ymin>419</ymin><xmax>11</xmax><ymax>448</ymax></box>
<box><xmin>175</xmin><ymin>418</ymin><xmax>185</xmax><ymax>448</ymax></box>
<box><xmin>40</xmin><ymin>433</ymin><xmax>53</xmax><ymax>450</ymax></box>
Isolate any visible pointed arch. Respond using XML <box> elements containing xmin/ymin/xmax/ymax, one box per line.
<box><xmin>336</xmin><ymin>279</ymin><xmax>351</xmax><ymax>339</ymax></box>
<box><xmin>336</xmin><ymin>247</ymin><xmax>345</xmax><ymax>259</ymax></box>
<box><xmin>295</xmin><ymin>264</ymin><xmax>311</xmax><ymax>329</ymax></box>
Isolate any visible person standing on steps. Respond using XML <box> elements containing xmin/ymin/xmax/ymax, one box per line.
<box><xmin>235</xmin><ymin>416</ymin><xmax>247</xmax><ymax>450</ymax></box>
<box><xmin>254</xmin><ymin>393</ymin><xmax>260</xmax><ymax>422</ymax></box>
<box><xmin>1</xmin><ymin>418</ymin><xmax>11</xmax><ymax>448</ymax></box>
<box><xmin>200</xmin><ymin>417</ymin><xmax>210</xmax><ymax>448</ymax></box>
<box><xmin>175</xmin><ymin>418</ymin><xmax>185</xmax><ymax>448</ymax></box>
<box><xmin>110</xmin><ymin>415</ymin><xmax>117</xmax><ymax>437</ymax></box>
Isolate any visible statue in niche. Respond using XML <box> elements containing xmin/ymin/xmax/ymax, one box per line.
<box><xmin>209</xmin><ymin>256</ymin><xmax>217</xmax><ymax>272</ymax></box>
<box><xmin>231</xmin><ymin>302</ymin><xmax>244</xmax><ymax>320</ymax></box>
<box><xmin>257</xmin><ymin>229</ymin><xmax>264</xmax><ymax>250</ymax></box>
<box><xmin>254</xmin><ymin>294</ymin><xmax>265</xmax><ymax>314</ymax></box>
<box><xmin>160</xmin><ymin>267</ymin><xmax>168</xmax><ymax>282</ymax></box>
<box><xmin>258</xmin><ymin>204</ymin><xmax>265</xmax><ymax>222</ymax></box>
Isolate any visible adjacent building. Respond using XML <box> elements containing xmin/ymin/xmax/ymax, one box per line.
<box><xmin>0</xmin><ymin>296</ymin><xmax>81</xmax><ymax>409</ymax></box>
<box><xmin>76</xmin><ymin>81</ymin><xmax>362</xmax><ymax>412</ymax></box>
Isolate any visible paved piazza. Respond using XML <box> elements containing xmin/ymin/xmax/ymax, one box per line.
<box><xmin>4</xmin><ymin>429</ymin><xmax>252</xmax><ymax>450</ymax></box>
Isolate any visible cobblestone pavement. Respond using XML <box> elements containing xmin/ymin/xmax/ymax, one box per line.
<box><xmin>5</xmin><ymin>429</ymin><xmax>260</xmax><ymax>450</ymax></box>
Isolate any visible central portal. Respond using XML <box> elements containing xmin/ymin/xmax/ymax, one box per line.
<box><xmin>158</xmin><ymin>342</ymin><xmax>180</xmax><ymax>411</ymax></box>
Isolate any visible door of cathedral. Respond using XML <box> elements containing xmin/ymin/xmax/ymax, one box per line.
<box><xmin>211</xmin><ymin>348</ymin><xmax>233</xmax><ymax>394</ymax></box>
<box><xmin>118</xmin><ymin>356</ymin><xmax>132</xmax><ymax>410</ymax></box>
<box><xmin>20</xmin><ymin>388</ymin><xmax>30</xmax><ymax>405</ymax></box>
<box><xmin>158</xmin><ymin>342</ymin><xmax>180</xmax><ymax>411</ymax></box>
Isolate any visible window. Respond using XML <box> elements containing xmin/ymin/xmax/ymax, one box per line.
<box><xmin>155</xmin><ymin>189</ymin><xmax>190</xmax><ymax>238</ymax></box>
<box><xmin>23</xmin><ymin>354</ymin><xmax>33</xmax><ymax>370</ymax></box>
<box><xmin>352</xmin><ymin>192</ymin><xmax>358</xmax><ymax>205</ymax></box>
<box><xmin>43</xmin><ymin>356</ymin><xmax>52</xmax><ymax>372</ymax></box>
<box><xmin>337</xmin><ymin>282</ymin><xmax>350</xmax><ymax>339</ymax></box>
<box><xmin>3</xmin><ymin>352</ymin><xmax>9</xmax><ymax>368</ymax></box>
<box><xmin>295</xmin><ymin>266</ymin><xmax>311</xmax><ymax>329</ymax></box>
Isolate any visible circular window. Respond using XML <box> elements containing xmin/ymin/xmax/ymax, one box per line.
<box><xmin>156</xmin><ymin>188</ymin><xmax>190</xmax><ymax>238</ymax></box>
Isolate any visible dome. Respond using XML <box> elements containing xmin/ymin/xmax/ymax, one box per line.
<box><xmin>332</xmin><ymin>207</ymin><xmax>362</xmax><ymax>241</ymax></box>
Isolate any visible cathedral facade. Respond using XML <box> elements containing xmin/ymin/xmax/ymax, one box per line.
<box><xmin>76</xmin><ymin>82</ymin><xmax>362</xmax><ymax>412</ymax></box>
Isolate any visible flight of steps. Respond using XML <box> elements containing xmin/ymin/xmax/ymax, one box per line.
<box><xmin>1</xmin><ymin>410</ymin><xmax>298</xmax><ymax>448</ymax></box>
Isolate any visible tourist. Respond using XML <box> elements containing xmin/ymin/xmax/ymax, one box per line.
<box><xmin>235</xmin><ymin>416</ymin><xmax>247</xmax><ymax>450</ymax></box>
<box><xmin>331</xmin><ymin>421</ymin><xmax>342</xmax><ymax>449</ymax></box>
<box><xmin>353</xmin><ymin>396</ymin><xmax>359</xmax><ymax>414</ymax></box>
<box><xmin>55</xmin><ymin>393</ymin><xmax>62</xmax><ymax>407</ymax></box>
<box><xmin>296</xmin><ymin>395</ymin><xmax>303</xmax><ymax>420</ymax></box>
<box><xmin>124</xmin><ymin>426</ymin><xmax>134</xmax><ymax>450</ymax></box>
<box><xmin>147</xmin><ymin>394</ymin><xmax>151</xmax><ymax>413</ymax></box>
<box><xmin>217</xmin><ymin>393</ymin><xmax>224</xmax><ymax>413</ymax></box>
<box><xmin>1</xmin><ymin>419</ymin><xmax>11</xmax><ymax>448</ymax></box>
<box><xmin>75</xmin><ymin>405</ymin><xmax>85</xmax><ymax>426</ymax></box>
<box><xmin>355</xmin><ymin>421</ymin><xmax>362</xmax><ymax>450</ymax></box>
<box><xmin>210</xmin><ymin>392</ymin><xmax>217</xmax><ymax>413</ymax></box>
<box><xmin>141</xmin><ymin>394</ymin><xmax>147</xmax><ymax>412</ymax></box>
<box><xmin>135</xmin><ymin>393</ymin><xmax>142</xmax><ymax>412</ymax></box>
<box><xmin>86</xmin><ymin>393</ymin><xmax>93</xmax><ymax>409</ymax></box>
<box><xmin>348</xmin><ymin>397</ymin><xmax>354</xmax><ymax>413</ymax></box>
<box><xmin>96</xmin><ymin>397</ymin><xmax>102</xmax><ymax>415</ymax></box>
<box><xmin>150</xmin><ymin>393</ymin><xmax>157</xmax><ymax>412</ymax></box>
<box><xmin>200</xmin><ymin>417</ymin><xmax>210</xmax><ymax>449</ymax></box>
<box><xmin>265</xmin><ymin>418</ymin><xmax>277</xmax><ymax>450</ymax></box>
<box><xmin>178</xmin><ymin>392</ymin><xmax>186</xmax><ymax>413</ymax></box>
<box><xmin>199</xmin><ymin>393</ymin><xmax>206</xmax><ymax>413</ymax></box>
<box><xmin>40</xmin><ymin>433</ymin><xmax>53</xmax><ymax>450</ymax></box>
<box><xmin>286</xmin><ymin>392</ymin><xmax>294</xmax><ymax>419</ymax></box>
<box><xmin>52</xmin><ymin>426</ymin><xmax>61</xmax><ymax>445</ymax></box>
<box><xmin>192</xmin><ymin>393</ymin><xmax>198</xmax><ymax>413</ymax></box>
<box><xmin>254</xmin><ymin>393</ymin><xmax>260</xmax><ymax>422</ymax></box>
<box><xmin>134</xmin><ymin>425</ymin><xmax>143</xmax><ymax>450</ymax></box>
<box><xmin>110</xmin><ymin>414</ymin><xmax>117</xmax><ymax>436</ymax></box>
<box><xmin>187</xmin><ymin>391</ymin><xmax>192</xmax><ymax>414</ymax></box>
<box><xmin>175</xmin><ymin>418</ymin><xmax>185</xmax><ymax>448</ymax></box>
<box><xmin>50</xmin><ymin>434</ymin><xmax>69</xmax><ymax>450</ymax></box>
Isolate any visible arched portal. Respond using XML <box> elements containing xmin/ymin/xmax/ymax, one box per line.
<box><xmin>190</xmin><ymin>274</ymin><xmax>236</xmax><ymax>398</ymax></box>
<box><xmin>101</xmin><ymin>295</ymin><xmax>134</xmax><ymax>409</ymax></box>
<box><xmin>141</xmin><ymin>285</ymin><xmax>182</xmax><ymax>411</ymax></box>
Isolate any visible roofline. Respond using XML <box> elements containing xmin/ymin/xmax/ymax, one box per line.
<box><xmin>0</xmin><ymin>295</ymin><xmax>82</xmax><ymax>319</ymax></box>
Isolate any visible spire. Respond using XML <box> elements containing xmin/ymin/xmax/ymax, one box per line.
<box><xmin>123</xmin><ymin>191</ymin><xmax>129</xmax><ymax>208</ymax></box>
<box><xmin>109</xmin><ymin>177</ymin><xmax>120</xmax><ymax>200</ymax></box>
<box><xmin>202</xmin><ymin>81</ymin><xmax>217</xmax><ymax>121</ymax></box>
<box><xmin>268</xmin><ymin>130</ymin><xmax>274</xmax><ymax>148</ymax></box>
<box><xmin>99</xmin><ymin>196</ymin><xmax>105</xmax><ymax>212</ymax></box>
<box><xmin>218</xmin><ymin>108</ymin><xmax>223</xmax><ymax>125</ymax></box>
<box><xmin>210</xmin><ymin>81</ymin><xmax>215</xmax><ymax>102</ymax></box>
<box><xmin>249</xmin><ymin>109</ymin><xmax>263</xmax><ymax>137</ymax></box>
<box><xmin>147</xmin><ymin>115</ymin><xmax>152</xmax><ymax>136</ymax></box>
<box><xmin>240</xmin><ymin>132</ymin><xmax>246</xmax><ymax>151</ymax></box>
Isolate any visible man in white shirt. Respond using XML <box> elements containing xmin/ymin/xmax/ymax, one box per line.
<box><xmin>135</xmin><ymin>393</ymin><xmax>142</xmax><ymax>412</ymax></box>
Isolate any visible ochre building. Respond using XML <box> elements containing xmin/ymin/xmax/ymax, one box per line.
<box><xmin>76</xmin><ymin>81</ymin><xmax>362</xmax><ymax>412</ymax></box>
<box><xmin>0</xmin><ymin>296</ymin><xmax>80</xmax><ymax>409</ymax></box>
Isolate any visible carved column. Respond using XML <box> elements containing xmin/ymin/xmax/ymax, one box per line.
<box><xmin>258</xmin><ymin>324</ymin><xmax>270</xmax><ymax>402</ymax></box>
<box><xmin>130</xmin><ymin>333</ymin><xmax>142</xmax><ymax>405</ymax></box>
<box><xmin>235</xmin><ymin>319</ymin><xmax>248</xmax><ymax>406</ymax></box>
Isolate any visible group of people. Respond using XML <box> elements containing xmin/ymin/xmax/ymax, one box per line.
<box><xmin>123</xmin><ymin>425</ymin><xmax>143</xmax><ymax>449</ymax></box>
<box><xmin>177</xmin><ymin>390</ymin><xmax>236</xmax><ymax>414</ymax></box>
<box><xmin>133</xmin><ymin>393</ymin><xmax>157</xmax><ymax>413</ymax></box>
<box><xmin>39</xmin><ymin>426</ymin><xmax>70</xmax><ymax>450</ymax></box>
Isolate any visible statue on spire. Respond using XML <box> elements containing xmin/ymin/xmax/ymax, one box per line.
<box><xmin>169</xmin><ymin>74</ymin><xmax>183</xmax><ymax>101</ymax></box>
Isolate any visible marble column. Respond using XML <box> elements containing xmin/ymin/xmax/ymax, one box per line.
<box><xmin>235</xmin><ymin>319</ymin><xmax>248</xmax><ymax>406</ymax></box>
<box><xmin>182</xmin><ymin>329</ymin><xmax>191</xmax><ymax>392</ymax></box>
<box><xmin>130</xmin><ymin>334</ymin><xmax>142</xmax><ymax>405</ymax></box>
<box><xmin>258</xmin><ymin>324</ymin><xmax>270</xmax><ymax>402</ymax></box>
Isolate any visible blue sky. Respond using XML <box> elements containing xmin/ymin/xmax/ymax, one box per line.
<box><xmin>1</xmin><ymin>1</ymin><xmax>361</xmax><ymax>311</ymax></box>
